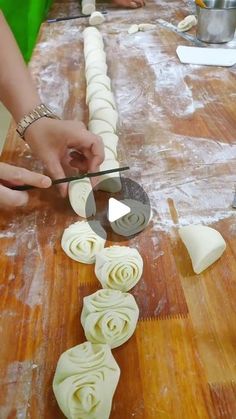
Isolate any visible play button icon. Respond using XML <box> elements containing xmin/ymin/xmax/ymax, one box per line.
<box><xmin>108</xmin><ymin>198</ymin><xmax>131</xmax><ymax>222</ymax></box>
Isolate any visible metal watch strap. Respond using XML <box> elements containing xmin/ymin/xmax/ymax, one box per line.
<box><xmin>16</xmin><ymin>103</ymin><xmax>60</xmax><ymax>139</ymax></box>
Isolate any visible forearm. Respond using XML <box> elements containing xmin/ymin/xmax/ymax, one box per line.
<box><xmin>0</xmin><ymin>11</ymin><xmax>40</xmax><ymax>123</ymax></box>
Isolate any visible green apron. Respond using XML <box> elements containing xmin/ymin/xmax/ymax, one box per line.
<box><xmin>0</xmin><ymin>0</ymin><xmax>53</xmax><ymax>62</ymax></box>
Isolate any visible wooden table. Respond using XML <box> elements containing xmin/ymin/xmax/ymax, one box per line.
<box><xmin>1</xmin><ymin>1</ymin><xmax>236</xmax><ymax>417</ymax></box>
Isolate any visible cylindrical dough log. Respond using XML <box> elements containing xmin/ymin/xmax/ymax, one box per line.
<box><xmin>110</xmin><ymin>199</ymin><xmax>152</xmax><ymax>237</ymax></box>
<box><xmin>179</xmin><ymin>224</ymin><xmax>226</xmax><ymax>274</ymax></box>
<box><xmin>89</xmin><ymin>120</ymin><xmax>115</xmax><ymax>135</ymax></box>
<box><xmin>81</xmin><ymin>289</ymin><xmax>139</xmax><ymax>348</ymax></box>
<box><xmin>97</xmin><ymin>159</ymin><xmax>121</xmax><ymax>192</ymax></box>
<box><xmin>89</xmin><ymin>99</ymin><xmax>115</xmax><ymax>117</ymax></box>
<box><xmin>91</xmin><ymin>108</ymin><xmax>118</xmax><ymax>131</ymax></box>
<box><xmin>61</xmin><ymin>220</ymin><xmax>106</xmax><ymax>264</ymax></box>
<box><xmin>53</xmin><ymin>342</ymin><xmax>120</xmax><ymax>419</ymax></box>
<box><xmin>89</xmin><ymin>11</ymin><xmax>106</xmax><ymax>26</ymax></box>
<box><xmin>95</xmin><ymin>245</ymin><xmax>143</xmax><ymax>291</ymax></box>
<box><xmin>82</xmin><ymin>0</ymin><xmax>96</xmax><ymax>15</ymax></box>
<box><xmin>69</xmin><ymin>178</ymin><xmax>96</xmax><ymax>218</ymax></box>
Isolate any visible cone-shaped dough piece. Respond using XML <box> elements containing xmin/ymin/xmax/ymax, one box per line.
<box><xmin>95</xmin><ymin>245</ymin><xmax>143</xmax><ymax>291</ymax></box>
<box><xmin>61</xmin><ymin>220</ymin><xmax>106</xmax><ymax>264</ymax></box>
<box><xmin>179</xmin><ymin>224</ymin><xmax>226</xmax><ymax>274</ymax></box>
<box><xmin>82</xmin><ymin>0</ymin><xmax>95</xmax><ymax>15</ymax></box>
<box><xmin>91</xmin><ymin>108</ymin><xmax>118</xmax><ymax>131</ymax></box>
<box><xmin>69</xmin><ymin>178</ymin><xmax>96</xmax><ymax>218</ymax></box>
<box><xmin>177</xmin><ymin>15</ymin><xmax>197</xmax><ymax>32</ymax></box>
<box><xmin>89</xmin><ymin>120</ymin><xmax>115</xmax><ymax>135</ymax></box>
<box><xmin>97</xmin><ymin>159</ymin><xmax>121</xmax><ymax>192</ymax></box>
<box><xmin>89</xmin><ymin>11</ymin><xmax>106</xmax><ymax>26</ymax></box>
<box><xmin>53</xmin><ymin>342</ymin><xmax>120</xmax><ymax>419</ymax></box>
<box><xmin>110</xmin><ymin>199</ymin><xmax>152</xmax><ymax>237</ymax></box>
<box><xmin>81</xmin><ymin>289</ymin><xmax>139</xmax><ymax>348</ymax></box>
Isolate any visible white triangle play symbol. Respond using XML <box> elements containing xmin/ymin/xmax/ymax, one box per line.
<box><xmin>108</xmin><ymin>198</ymin><xmax>131</xmax><ymax>222</ymax></box>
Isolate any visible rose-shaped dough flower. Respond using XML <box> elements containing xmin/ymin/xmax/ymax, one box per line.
<box><xmin>95</xmin><ymin>245</ymin><xmax>143</xmax><ymax>291</ymax></box>
<box><xmin>110</xmin><ymin>199</ymin><xmax>151</xmax><ymax>237</ymax></box>
<box><xmin>53</xmin><ymin>341</ymin><xmax>120</xmax><ymax>419</ymax></box>
<box><xmin>81</xmin><ymin>289</ymin><xmax>139</xmax><ymax>348</ymax></box>
<box><xmin>69</xmin><ymin>178</ymin><xmax>96</xmax><ymax>218</ymax></box>
<box><xmin>61</xmin><ymin>221</ymin><xmax>106</xmax><ymax>264</ymax></box>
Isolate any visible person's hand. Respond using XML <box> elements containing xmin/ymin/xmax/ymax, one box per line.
<box><xmin>112</xmin><ymin>0</ymin><xmax>145</xmax><ymax>8</ymax></box>
<box><xmin>25</xmin><ymin>118</ymin><xmax>104</xmax><ymax>197</ymax></box>
<box><xmin>0</xmin><ymin>162</ymin><xmax>52</xmax><ymax>209</ymax></box>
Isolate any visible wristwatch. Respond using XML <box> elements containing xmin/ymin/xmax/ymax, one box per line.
<box><xmin>16</xmin><ymin>103</ymin><xmax>60</xmax><ymax>139</ymax></box>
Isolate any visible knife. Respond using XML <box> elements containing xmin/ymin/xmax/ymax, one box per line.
<box><xmin>156</xmin><ymin>19</ymin><xmax>207</xmax><ymax>47</ymax></box>
<box><xmin>10</xmin><ymin>166</ymin><xmax>129</xmax><ymax>191</ymax></box>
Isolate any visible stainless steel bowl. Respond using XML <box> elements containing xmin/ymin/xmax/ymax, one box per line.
<box><xmin>196</xmin><ymin>0</ymin><xmax>236</xmax><ymax>43</ymax></box>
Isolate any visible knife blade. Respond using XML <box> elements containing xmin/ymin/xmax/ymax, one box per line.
<box><xmin>156</xmin><ymin>19</ymin><xmax>207</xmax><ymax>47</ymax></box>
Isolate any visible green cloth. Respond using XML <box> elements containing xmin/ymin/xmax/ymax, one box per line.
<box><xmin>0</xmin><ymin>0</ymin><xmax>53</xmax><ymax>62</ymax></box>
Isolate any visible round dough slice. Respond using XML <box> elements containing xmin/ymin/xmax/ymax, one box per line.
<box><xmin>95</xmin><ymin>245</ymin><xmax>143</xmax><ymax>291</ymax></box>
<box><xmin>91</xmin><ymin>108</ymin><xmax>118</xmax><ymax>131</ymax></box>
<box><xmin>89</xmin><ymin>11</ymin><xmax>106</xmax><ymax>26</ymax></box>
<box><xmin>128</xmin><ymin>24</ymin><xmax>139</xmax><ymax>34</ymax></box>
<box><xmin>89</xmin><ymin>99</ymin><xmax>115</xmax><ymax>118</ymax></box>
<box><xmin>179</xmin><ymin>224</ymin><xmax>226</xmax><ymax>274</ymax></box>
<box><xmin>86</xmin><ymin>61</ymin><xmax>108</xmax><ymax>74</ymax></box>
<box><xmin>104</xmin><ymin>146</ymin><xmax>117</xmax><ymax>160</ymax></box>
<box><xmin>86</xmin><ymin>68</ymin><xmax>107</xmax><ymax>84</ymax></box>
<box><xmin>90</xmin><ymin>90</ymin><xmax>116</xmax><ymax>108</ymax></box>
<box><xmin>86</xmin><ymin>82</ymin><xmax>106</xmax><ymax>104</ymax></box>
<box><xmin>83</xmin><ymin>26</ymin><xmax>102</xmax><ymax>38</ymax></box>
<box><xmin>84</xmin><ymin>38</ymin><xmax>104</xmax><ymax>51</ymax></box>
<box><xmin>110</xmin><ymin>199</ymin><xmax>152</xmax><ymax>237</ymax></box>
<box><xmin>90</xmin><ymin>74</ymin><xmax>111</xmax><ymax>90</ymax></box>
<box><xmin>61</xmin><ymin>220</ymin><xmax>106</xmax><ymax>264</ymax></box>
<box><xmin>53</xmin><ymin>341</ymin><xmax>120</xmax><ymax>419</ymax></box>
<box><xmin>97</xmin><ymin>159</ymin><xmax>121</xmax><ymax>192</ymax></box>
<box><xmin>138</xmin><ymin>23</ymin><xmax>156</xmax><ymax>31</ymax></box>
<box><xmin>82</xmin><ymin>0</ymin><xmax>96</xmax><ymax>15</ymax></box>
<box><xmin>84</xmin><ymin>44</ymin><xmax>104</xmax><ymax>60</ymax></box>
<box><xmin>100</xmin><ymin>133</ymin><xmax>119</xmax><ymax>155</ymax></box>
<box><xmin>88</xmin><ymin>120</ymin><xmax>115</xmax><ymax>135</ymax></box>
<box><xmin>69</xmin><ymin>178</ymin><xmax>96</xmax><ymax>218</ymax></box>
<box><xmin>86</xmin><ymin>51</ymin><xmax>107</xmax><ymax>68</ymax></box>
<box><xmin>177</xmin><ymin>15</ymin><xmax>197</xmax><ymax>32</ymax></box>
<box><xmin>81</xmin><ymin>289</ymin><xmax>139</xmax><ymax>348</ymax></box>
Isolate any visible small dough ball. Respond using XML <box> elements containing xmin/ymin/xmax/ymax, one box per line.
<box><xmin>91</xmin><ymin>108</ymin><xmax>118</xmax><ymax>131</ymax></box>
<box><xmin>61</xmin><ymin>220</ymin><xmax>106</xmax><ymax>264</ymax></box>
<box><xmin>89</xmin><ymin>120</ymin><xmax>115</xmax><ymax>135</ymax></box>
<box><xmin>81</xmin><ymin>289</ymin><xmax>139</xmax><ymax>348</ymax></box>
<box><xmin>69</xmin><ymin>178</ymin><xmax>96</xmax><ymax>218</ymax></box>
<box><xmin>97</xmin><ymin>159</ymin><xmax>121</xmax><ymax>193</ymax></box>
<box><xmin>110</xmin><ymin>199</ymin><xmax>152</xmax><ymax>237</ymax></box>
<box><xmin>177</xmin><ymin>15</ymin><xmax>197</xmax><ymax>32</ymax></box>
<box><xmin>53</xmin><ymin>342</ymin><xmax>120</xmax><ymax>419</ymax></box>
<box><xmin>82</xmin><ymin>0</ymin><xmax>96</xmax><ymax>15</ymax></box>
<box><xmin>179</xmin><ymin>224</ymin><xmax>226</xmax><ymax>274</ymax></box>
<box><xmin>89</xmin><ymin>11</ymin><xmax>105</xmax><ymax>26</ymax></box>
<box><xmin>95</xmin><ymin>245</ymin><xmax>143</xmax><ymax>291</ymax></box>
<box><xmin>138</xmin><ymin>23</ymin><xmax>156</xmax><ymax>32</ymax></box>
<box><xmin>128</xmin><ymin>24</ymin><xmax>139</xmax><ymax>34</ymax></box>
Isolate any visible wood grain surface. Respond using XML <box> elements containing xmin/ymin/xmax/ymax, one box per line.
<box><xmin>0</xmin><ymin>1</ymin><xmax>236</xmax><ymax>417</ymax></box>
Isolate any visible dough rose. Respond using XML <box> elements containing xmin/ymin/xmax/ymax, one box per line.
<box><xmin>53</xmin><ymin>342</ymin><xmax>120</xmax><ymax>419</ymax></box>
<box><xmin>61</xmin><ymin>221</ymin><xmax>106</xmax><ymax>264</ymax></box>
<box><xmin>110</xmin><ymin>199</ymin><xmax>151</xmax><ymax>237</ymax></box>
<box><xmin>95</xmin><ymin>245</ymin><xmax>143</xmax><ymax>291</ymax></box>
<box><xmin>81</xmin><ymin>289</ymin><xmax>139</xmax><ymax>348</ymax></box>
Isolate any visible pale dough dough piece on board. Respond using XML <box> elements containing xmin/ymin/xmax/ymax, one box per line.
<box><xmin>84</xmin><ymin>43</ymin><xmax>104</xmax><ymax>60</ymax></box>
<box><xmin>86</xmin><ymin>82</ymin><xmax>106</xmax><ymax>104</ymax></box>
<box><xmin>90</xmin><ymin>90</ymin><xmax>116</xmax><ymax>108</ymax></box>
<box><xmin>138</xmin><ymin>23</ymin><xmax>156</xmax><ymax>31</ymax></box>
<box><xmin>90</xmin><ymin>74</ymin><xmax>111</xmax><ymax>90</ymax></box>
<box><xmin>91</xmin><ymin>108</ymin><xmax>118</xmax><ymax>131</ymax></box>
<box><xmin>69</xmin><ymin>178</ymin><xmax>96</xmax><ymax>218</ymax></box>
<box><xmin>179</xmin><ymin>224</ymin><xmax>226</xmax><ymax>274</ymax></box>
<box><xmin>89</xmin><ymin>98</ymin><xmax>114</xmax><ymax>117</ymax></box>
<box><xmin>128</xmin><ymin>24</ymin><xmax>139</xmax><ymax>34</ymax></box>
<box><xmin>95</xmin><ymin>245</ymin><xmax>143</xmax><ymax>291</ymax></box>
<box><xmin>83</xmin><ymin>26</ymin><xmax>102</xmax><ymax>37</ymax></box>
<box><xmin>110</xmin><ymin>199</ymin><xmax>152</xmax><ymax>237</ymax></box>
<box><xmin>53</xmin><ymin>342</ymin><xmax>120</xmax><ymax>419</ymax></box>
<box><xmin>81</xmin><ymin>289</ymin><xmax>139</xmax><ymax>348</ymax></box>
<box><xmin>177</xmin><ymin>15</ymin><xmax>197</xmax><ymax>32</ymax></box>
<box><xmin>86</xmin><ymin>61</ymin><xmax>108</xmax><ymax>73</ymax></box>
<box><xmin>97</xmin><ymin>159</ymin><xmax>121</xmax><ymax>192</ymax></box>
<box><xmin>104</xmin><ymin>146</ymin><xmax>116</xmax><ymax>160</ymax></box>
<box><xmin>82</xmin><ymin>0</ymin><xmax>95</xmax><ymax>15</ymax></box>
<box><xmin>89</xmin><ymin>11</ymin><xmax>105</xmax><ymax>26</ymax></box>
<box><xmin>89</xmin><ymin>119</ymin><xmax>115</xmax><ymax>135</ymax></box>
<box><xmin>61</xmin><ymin>220</ymin><xmax>106</xmax><ymax>264</ymax></box>
<box><xmin>86</xmin><ymin>51</ymin><xmax>107</xmax><ymax>68</ymax></box>
<box><xmin>100</xmin><ymin>133</ymin><xmax>119</xmax><ymax>155</ymax></box>
<box><xmin>86</xmin><ymin>68</ymin><xmax>106</xmax><ymax>84</ymax></box>
<box><xmin>84</xmin><ymin>38</ymin><xmax>104</xmax><ymax>51</ymax></box>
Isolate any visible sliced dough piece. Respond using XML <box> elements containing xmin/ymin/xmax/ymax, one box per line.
<box><xmin>104</xmin><ymin>147</ymin><xmax>117</xmax><ymax>160</ymax></box>
<box><xmin>82</xmin><ymin>0</ymin><xmax>95</xmax><ymax>15</ymax></box>
<box><xmin>177</xmin><ymin>15</ymin><xmax>197</xmax><ymax>32</ymax></box>
<box><xmin>86</xmin><ymin>61</ymin><xmax>108</xmax><ymax>74</ymax></box>
<box><xmin>86</xmin><ymin>68</ymin><xmax>107</xmax><ymax>84</ymax></box>
<box><xmin>110</xmin><ymin>199</ymin><xmax>152</xmax><ymax>237</ymax></box>
<box><xmin>53</xmin><ymin>342</ymin><xmax>120</xmax><ymax>419</ymax></box>
<box><xmin>69</xmin><ymin>178</ymin><xmax>96</xmax><ymax>218</ymax></box>
<box><xmin>138</xmin><ymin>23</ymin><xmax>156</xmax><ymax>31</ymax></box>
<box><xmin>86</xmin><ymin>82</ymin><xmax>106</xmax><ymax>104</ymax></box>
<box><xmin>81</xmin><ymin>289</ymin><xmax>139</xmax><ymax>348</ymax></box>
<box><xmin>100</xmin><ymin>133</ymin><xmax>119</xmax><ymax>156</ymax></box>
<box><xmin>97</xmin><ymin>159</ymin><xmax>121</xmax><ymax>193</ymax></box>
<box><xmin>91</xmin><ymin>108</ymin><xmax>118</xmax><ymax>131</ymax></box>
<box><xmin>89</xmin><ymin>120</ymin><xmax>115</xmax><ymax>135</ymax></box>
<box><xmin>89</xmin><ymin>11</ymin><xmax>106</xmax><ymax>26</ymax></box>
<box><xmin>83</xmin><ymin>26</ymin><xmax>101</xmax><ymax>38</ymax></box>
<box><xmin>95</xmin><ymin>245</ymin><xmax>143</xmax><ymax>291</ymax></box>
<box><xmin>84</xmin><ymin>37</ymin><xmax>104</xmax><ymax>50</ymax></box>
<box><xmin>84</xmin><ymin>44</ymin><xmax>104</xmax><ymax>60</ymax></box>
<box><xmin>128</xmin><ymin>24</ymin><xmax>139</xmax><ymax>34</ymax></box>
<box><xmin>179</xmin><ymin>224</ymin><xmax>226</xmax><ymax>274</ymax></box>
<box><xmin>89</xmin><ymin>99</ymin><xmax>114</xmax><ymax>117</ymax></box>
<box><xmin>91</xmin><ymin>74</ymin><xmax>111</xmax><ymax>90</ymax></box>
<box><xmin>61</xmin><ymin>220</ymin><xmax>106</xmax><ymax>264</ymax></box>
<box><xmin>90</xmin><ymin>90</ymin><xmax>116</xmax><ymax>108</ymax></box>
<box><xmin>86</xmin><ymin>51</ymin><xmax>107</xmax><ymax>67</ymax></box>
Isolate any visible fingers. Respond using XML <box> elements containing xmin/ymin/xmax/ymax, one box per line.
<box><xmin>68</xmin><ymin>130</ymin><xmax>105</xmax><ymax>173</ymax></box>
<box><xmin>0</xmin><ymin>184</ymin><xmax>29</xmax><ymax>208</ymax></box>
<box><xmin>0</xmin><ymin>163</ymin><xmax>52</xmax><ymax>188</ymax></box>
<box><xmin>44</xmin><ymin>156</ymin><xmax>68</xmax><ymax>198</ymax></box>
